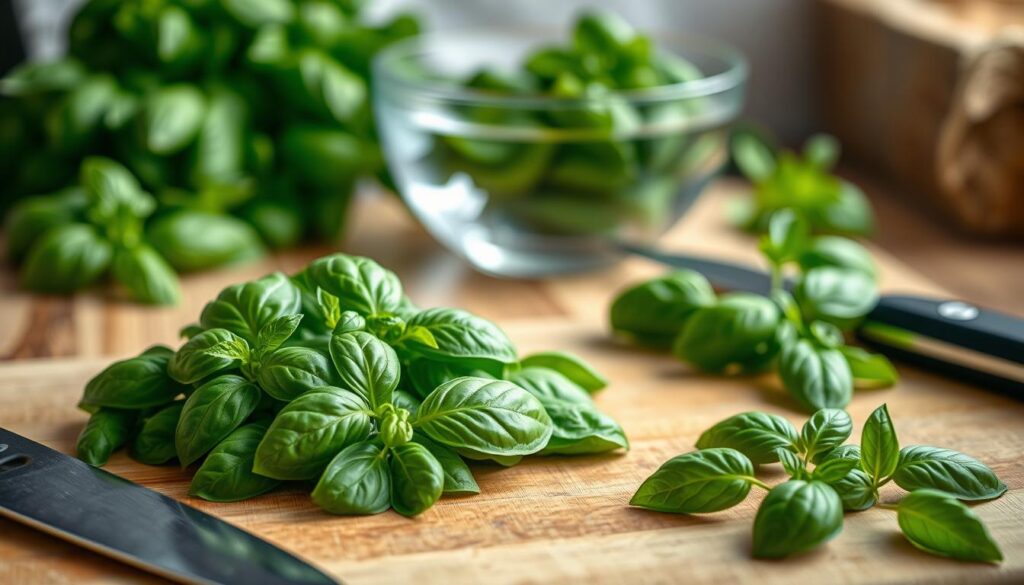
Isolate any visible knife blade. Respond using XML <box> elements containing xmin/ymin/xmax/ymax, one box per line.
<box><xmin>0</xmin><ymin>428</ymin><xmax>338</xmax><ymax>585</ymax></box>
<box><xmin>621</xmin><ymin>243</ymin><xmax>1024</xmax><ymax>392</ymax></box>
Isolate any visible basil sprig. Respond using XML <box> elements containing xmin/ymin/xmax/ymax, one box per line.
<box><xmin>632</xmin><ymin>404</ymin><xmax>1006</xmax><ymax>562</ymax></box>
<box><xmin>74</xmin><ymin>253</ymin><xmax>626</xmax><ymax>517</ymax></box>
<box><xmin>610</xmin><ymin>208</ymin><xmax>896</xmax><ymax>412</ymax></box>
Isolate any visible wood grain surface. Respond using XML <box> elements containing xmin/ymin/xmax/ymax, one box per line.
<box><xmin>0</xmin><ymin>181</ymin><xmax>1021</xmax><ymax>584</ymax></box>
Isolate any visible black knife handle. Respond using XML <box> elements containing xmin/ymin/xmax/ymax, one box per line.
<box><xmin>858</xmin><ymin>295</ymin><xmax>1024</xmax><ymax>393</ymax></box>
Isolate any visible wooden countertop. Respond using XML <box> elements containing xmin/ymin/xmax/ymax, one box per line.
<box><xmin>0</xmin><ymin>180</ymin><xmax>1020</xmax><ymax>584</ymax></box>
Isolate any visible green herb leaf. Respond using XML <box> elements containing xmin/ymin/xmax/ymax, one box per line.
<box><xmin>609</xmin><ymin>270</ymin><xmax>715</xmax><ymax>347</ymax></box>
<box><xmin>21</xmin><ymin>223</ymin><xmax>112</xmax><ymax>293</ymax></box>
<box><xmin>257</xmin><ymin>346</ymin><xmax>340</xmax><ymax>402</ymax></box>
<box><xmin>812</xmin><ymin>457</ymin><xmax>859</xmax><ymax>483</ymax></box>
<box><xmin>760</xmin><ymin>209</ymin><xmax>809</xmax><ymax>266</ymax></box>
<box><xmin>167</xmin><ymin>328</ymin><xmax>249</xmax><ymax>384</ymax></box>
<box><xmin>828</xmin><ymin>468</ymin><xmax>877</xmax><ymax>511</ymax></box>
<box><xmin>306</xmin><ymin>254</ymin><xmax>403</xmax><ymax>317</ymax></box>
<box><xmin>190</xmin><ymin>422</ymin><xmax>281</xmax><ymax>502</ymax></box>
<box><xmin>413</xmin><ymin>433</ymin><xmax>480</xmax><ymax>495</ymax></box>
<box><xmin>199</xmin><ymin>272</ymin><xmax>302</xmax><ymax>344</ymax></box>
<box><xmin>519</xmin><ymin>351</ymin><xmax>608</xmax><ymax>392</ymax></box>
<box><xmin>175</xmin><ymin>374</ymin><xmax>261</xmax><ymax>467</ymax></box>
<box><xmin>131</xmin><ymin>403</ymin><xmax>184</xmax><ymax>465</ymax></box>
<box><xmin>803</xmin><ymin>134</ymin><xmax>840</xmax><ymax>170</ymax></box>
<box><xmin>861</xmin><ymin>404</ymin><xmax>899</xmax><ymax>485</ymax></box>
<box><xmin>148</xmin><ymin>210</ymin><xmax>265</xmax><ymax>273</ymax></box>
<box><xmin>779</xmin><ymin>340</ymin><xmax>853</xmax><ymax>412</ymax></box>
<box><xmin>795</xmin><ymin>267</ymin><xmax>878</xmax><ymax>331</ymax></box>
<box><xmin>144</xmin><ymin>85</ymin><xmax>205</xmax><ymax>155</ymax></box>
<box><xmin>673</xmin><ymin>293</ymin><xmax>782</xmax><ymax>374</ymax></box>
<box><xmin>112</xmin><ymin>245</ymin><xmax>180</xmax><ymax>305</ymax></box>
<box><xmin>894</xmin><ymin>446</ymin><xmax>1007</xmax><ymax>501</ymax></box>
<box><xmin>77</xmin><ymin>408</ymin><xmax>136</xmax><ymax>467</ymax></box>
<box><xmin>752</xmin><ymin>480</ymin><xmax>844</xmax><ymax>558</ymax></box>
<box><xmin>82</xmin><ymin>346</ymin><xmax>185</xmax><ymax>409</ymax></box>
<box><xmin>897</xmin><ymin>489</ymin><xmax>1003</xmax><ymax>562</ymax></box>
<box><xmin>731</xmin><ymin>131</ymin><xmax>776</xmax><ymax>182</ymax></box>
<box><xmin>389</xmin><ymin>442</ymin><xmax>445</xmax><ymax>517</ymax></box>
<box><xmin>798</xmin><ymin>236</ymin><xmax>876</xmax><ymax>279</ymax></box>
<box><xmin>799</xmin><ymin>408</ymin><xmax>853</xmax><ymax>462</ymax></box>
<box><xmin>256</xmin><ymin>314</ymin><xmax>303</xmax><ymax>354</ymax></box>
<box><xmin>777</xmin><ymin>447</ymin><xmax>809</xmax><ymax>479</ymax></box>
<box><xmin>405</xmin><ymin>308</ymin><xmax>518</xmax><ymax>366</ymax></box>
<box><xmin>630</xmin><ymin>448</ymin><xmax>756</xmax><ymax>514</ymax></box>
<box><xmin>329</xmin><ymin>331</ymin><xmax>400</xmax><ymax>411</ymax></box>
<box><xmin>695</xmin><ymin>411</ymin><xmax>798</xmax><ymax>465</ymax></box>
<box><xmin>839</xmin><ymin>346</ymin><xmax>899</xmax><ymax>389</ymax></box>
<box><xmin>312</xmin><ymin>440</ymin><xmax>392</xmax><ymax>515</ymax></box>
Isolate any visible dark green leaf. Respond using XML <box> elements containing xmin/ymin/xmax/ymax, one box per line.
<box><xmin>256</xmin><ymin>314</ymin><xmax>303</xmax><ymax>354</ymax></box>
<box><xmin>312</xmin><ymin>440</ymin><xmax>391</xmax><ymax>515</ymax></box>
<box><xmin>168</xmin><ymin>328</ymin><xmax>248</xmax><ymax>384</ymax></box>
<box><xmin>257</xmin><ymin>346</ymin><xmax>340</xmax><ymax>402</ymax></box>
<box><xmin>190</xmin><ymin>422</ymin><xmax>281</xmax><ymax>502</ymax></box>
<box><xmin>21</xmin><ymin>223</ymin><xmax>112</xmax><ymax>293</ymax></box>
<box><xmin>776</xmin><ymin>447</ymin><xmax>809</xmax><ymax>479</ymax></box>
<box><xmin>77</xmin><ymin>408</ymin><xmax>136</xmax><ymax>467</ymax></box>
<box><xmin>389</xmin><ymin>442</ymin><xmax>444</xmax><ymax>517</ymax></box>
<box><xmin>829</xmin><ymin>468</ymin><xmax>877</xmax><ymax>511</ymax></box>
<box><xmin>778</xmin><ymin>340</ymin><xmax>853</xmax><ymax>412</ymax></box>
<box><xmin>609</xmin><ymin>270</ymin><xmax>715</xmax><ymax>346</ymax></box>
<box><xmin>894</xmin><ymin>446</ymin><xmax>1006</xmax><ymax>501</ymax></box>
<box><xmin>695</xmin><ymin>411</ymin><xmax>799</xmax><ymax>465</ymax></box>
<box><xmin>199</xmin><ymin>272</ymin><xmax>302</xmax><ymax>344</ymax></box>
<box><xmin>630</xmin><ymin>448</ymin><xmax>756</xmax><ymax>514</ymax></box>
<box><xmin>175</xmin><ymin>374</ymin><xmax>261</xmax><ymax>466</ymax></box>
<box><xmin>329</xmin><ymin>331</ymin><xmax>400</xmax><ymax>410</ymax></box>
<box><xmin>799</xmin><ymin>408</ymin><xmax>853</xmax><ymax>462</ymax></box>
<box><xmin>83</xmin><ymin>346</ymin><xmax>185</xmax><ymax>409</ymax></box>
<box><xmin>795</xmin><ymin>267</ymin><xmax>878</xmax><ymax>331</ymax></box>
<box><xmin>254</xmin><ymin>386</ymin><xmax>372</xmax><ymax>480</ymax></box>
<box><xmin>4</xmin><ymin>188</ymin><xmax>86</xmax><ymax>263</ymax></box>
<box><xmin>405</xmin><ymin>308</ymin><xmax>517</xmax><ymax>366</ymax></box>
<box><xmin>131</xmin><ymin>402</ymin><xmax>184</xmax><ymax>465</ymax></box>
<box><xmin>405</xmin><ymin>359</ymin><xmax>492</xmax><ymax>399</ymax></box>
<box><xmin>144</xmin><ymin>85</ymin><xmax>205</xmax><ymax>155</ymax></box>
<box><xmin>222</xmin><ymin>0</ymin><xmax>294</xmax><ymax>27</ymax></box>
<box><xmin>673</xmin><ymin>293</ymin><xmax>782</xmax><ymax>373</ymax></box>
<box><xmin>112</xmin><ymin>244</ymin><xmax>180</xmax><ymax>305</ymax></box>
<box><xmin>752</xmin><ymin>480</ymin><xmax>844</xmax><ymax>558</ymax></box>
<box><xmin>812</xmin><ymin>457</ymin><xmax>859</xmax><ymax>483</ymax></box>
<box><xmin>148</xmin><ymin>210</ymin><xmax>264</xmax><ymax>273</ymax></box>
<box><xmin>861</xmin><ymin>404</ymin><xmax>899</xmax><ymax>485</ymax></box>
<box><xmin>306</xmin><ymin>254</ymin><xmax>402</xmax><ymax>317</ymax></box>
<box><xmin>413</xmin><ymin>433</ymin><xmax>479</xmax><ymax>495</ymax></box>
<box><xmin>898</xmin><ymin>489</ymin><xmax>1003</xmax><ymax>562</ymax></box>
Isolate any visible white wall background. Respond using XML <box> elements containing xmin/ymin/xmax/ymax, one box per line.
<box><xmin>13</xmin><ymin>0</ymin><xmax>817</xmax><ymax>142</ymax></box>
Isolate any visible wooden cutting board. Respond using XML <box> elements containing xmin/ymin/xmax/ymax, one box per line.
<box><xmin>0</xmin><ymin>181</ymin><xmax>1021</xmax><ymax>584</ymax></box>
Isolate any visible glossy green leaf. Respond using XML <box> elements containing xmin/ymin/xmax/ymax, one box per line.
<box><xmin>4</xmin><ymin>188</ymin><xmax>86</xmax><ymax>263</ymax></box>
<box><xmin>254</xmin><ymin>386</ymin><xmax>372</xmax><ymax>480</ymax></box>
<box><xmin>695</xmin><ymin>411</ymin><xmax>799</xmax><ymax>465</ymax></box>
<box><xmin>840</xmin><ymin>346</ymin><xmax>899</xmax><ymax>389</ymax></box>
<box><xmin>389</xmin><ymin>442</ymin><xmax>444</xmax><ymax>517</ymax></box>
<box><xmin>609</xmin><ymin>270</ymin><xmax>715</xmax><ymax>346</ymax></box>
<box><xmin>898</xmin><ymin>489</ymin><xmax>1003</xmax><ymax>562</ymax></box>
<box><xmin>752</xmin><ymin>480</ymin><xmax>843</xmax><ymax>558</ymax></box>
<box><xmin>413</xmin><ymin>433</ymin><xmax>479</xmax><ymax>495</ymax></box>
<box><xmin>167</xmin><ymin>328</ymin><xmax>248</xmax><ymax>384</ymax></box>
<box><xmin>778</xmin><ymin>340</ymin><xmax>853</xmax><ymax>412</ymax></box>
<box><xmin>175</xmin><ymin>375</ymin><xmax>261</xmax><ymax>466</ymax></box>
<box><xmin>256</xmin><ymin>314</ymin><xmax>303</xmax><ymax>354</ymax></box>
<box><xmin>82</xmin><ymin>345</ymin><xmax>184</xmax><ymax>409</ymax></box>
<box><xmin>795</xmin><ymin>267</ymin><xmax>878</xmax><ymax>331</ymax></box>
<box><xmin>131</xmin><ymin>402</ymin><xmax>184</xmax><ymax>465</ymax></box>
<box><xmin>799</xmin><ymin>408</ymin><xmax>853</xmax><ymax>462</ymax></box>
<box><xmin>306</xmin><ymin>254</ymin><xmax>402</xmax><ymax>317</ymax></box>
<box><xmin>329</xmin><ymin>331</ymin><xmax>399</xmax><ymax>411</ymax></box>
<box><xmin>673</xmin><ymin>293</ymin><xmax>782</xmax><ymax>374</ymax></box>
<box><xmin>144</xmin><ymin>85</ymin><xmax>205</xmax><ymax>155</ymax></box>
<box><xmin>861</xmin><ymin>404</ymin><xmax>899</xmax><ymax>485</ymax></box>
<box><xmin>312</xmin><ymin>440</ymin><xmax>391</xmax><ymax>515</ymax></box>
<box><xmin>190</xmin><ymin>422</ymin><xmax>281</xmax><ymax>502</ymax></box>
<box><xmin>77</xmin><ymin>408</ymin><xmax>136</xmax><ymax>467</ymax></box>
<box><xmin>405</xmin><ymin>359</ymin><xmax>492</xmax><ymax>399</ymax></box>
<box><xmin>257</xmin><ymin>346</ymin><xmax>340</xmax><ymax>402</ymax></box>
<box><xmin>776</xmin><ymin>447</ymin><xmax>809</xmax><ymax>480</ymax></box>
<box><xmin>148</xmin><ymin>210</ymin><xmax>264</xmax><ymax>273</ymax></box>
<box><xmin>405</xmin><ymin>308</ymin><xmax>517</xmax><ymax>366</ymax></box>
<box><xmin>112</xmin><ymin>244</ymin><xmax>180</xmax><ymax>305</ymax></box>
<box><xmin>519</xmin><ymin>351</ymin><xmax>607</xmax><ymax>392</ymax></box>
<box><xmin>630</xmin><ymin>448</ymin><xmax>756</xmax><ymax>514</ymax></box>
<box><xmin>828</xmin><ymin>468</ymin><xmax>877</xmax><ymax>511</ymax></box>
<box><xmin>812</xmin><ymin>457</ymin><xmax>859</xmax><ymax>483</ymax></box>
<box><xmin>894</xmin><ymin>446</ymin><xmax>1006</xmax><ymax>501</ymax></box>
<box><xmin>199</xmin><ymin>272</ymin><xmax>302</xmax><ymax>344</ymax></box>
<box><xmin>21</xmin><ymin>223</ymin><xmax>112</xmax><ymax>293</ymax></box>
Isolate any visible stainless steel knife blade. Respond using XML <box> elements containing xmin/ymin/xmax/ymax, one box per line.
<box><xmin>0</xmin><ymin>428</ymin><xmax>338</xmax><ymax>585</ymax></box>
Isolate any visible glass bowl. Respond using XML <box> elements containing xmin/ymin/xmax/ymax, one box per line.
<box><xmin>373</xmin><ymin>30</ymin><xmax>747</xmax><ymax>277</ymax></box>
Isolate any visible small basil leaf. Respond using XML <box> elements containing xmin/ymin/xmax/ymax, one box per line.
<box><xmin>306</xmin><ymin>254</ymin><xmax>403</xmax><ymax>317</ymax></box>
<box><xmin>398</xmin><ymin>325</ymin><xmax>438</xmax><ymax>350</ymax></box>
<box><xmin>222</xmin><ymin>0</ymin><xmax>294</xmax><ymax>27</ymax></box>
<box><xmin>778</xmin><ymin>340</ymin><xmax>853</xmax><ymax>412</ymax></box>
<box><xmin>389</xmin><ymin>442</ymin><xmax>444</xmax><ymax>517</ymax></box>
<box><xmin>609</xmin><ymin>270</ymin><xmax>715</xmax><ymax>346</ymax></box>
<box><xmin>256</xmin><ymin>314</ymin><xmax>303</xmax><ymax>354</ymax></box>
<box><xmin>413</xmin><ymin>433</ymin><xmax>479</xmax><ymax>495</ymax></box>
<box><xmin>893</xmin><ymin>446</ymin><xmax>1007</xmax><ymax>501</ymax></box>
<box><xmin>392</xmin><ymin>390</ymin><xmax>422</xmax><ymax>416</ymax></box>
<box><xmin>803</xmin><ymin>133</ymin><xmax>840</xmax><ymax>169</ymax></box>
<box><xmin>897</xmin><ymin>489</ymin><xmax>1003</xmax><ymax>563</ymax></box>
<box><xmin>828</xmin><ymin>468</ymin><xmax>877</xmax><ymax>511</ymax></box>
<box><xmin>630</xmin><ymin>448</ymin><xmax>755</xmax><ymax>514</ymax></box>
<box><xmin>148</xmin><ymin>210</ymin><xmax>264</xmax><ymax>273</ymax></box>
<box><xmin>776</xmin><ymin>447</ymin><xmax>809</xmax><ymax>479</ymax></box>
<box><xmin>175</xmin><ymin>375</ymin><xmax>261</xmax><ymax>467</ymax></box>
<box><xmin>508</xmin><ymin>367</ymin><xmax>591</xmax><ymax>404</ymax></box>
<box><xmin>257</xmin><ymin>346</ymin><xmax>340</xmax><ymax>402</ymax></box>
<box><xmin>379</xmin><ymin>407</ymin><xmax>414</xmax><ymax>448</ymax></box>
<box><xmin>731</xmin><ymin>131</ymin><xmax>776</xmax><ymax>182</ymax></box>
<box><xmin>111</xmin><ymin>244</ymin><xmax>180</xmax><ymax>305</ymax></box>
<box><xmin>312</xmin><ymin>440</ymin><xmax>392</xmax><ymax>515</ymax></box>
<box><xmin>861</xmin><ymin>404</ymin><xmax>900</xmax><ymax>484</ymax></box>
<box><xmin>799</xmin><ymin>408</ymin><xmax>853</xmax><ymax>462</ymax></box>
<box><xmin>795</xmin><ymin>267</ymin><xmax>878</xmax><ymax>331</ymax></box>
<box><xmin>839</xmin><ymin>346</ymin><xmax>899</xmax><ymax>389</ymax></box>
<box><xmin>168</xmin><ymin>329</ymin><xmax>249</xmax><ymax>384</ymax></box>
<box><xmin>759</xmin><ymin>209</ymin><xmax>809</xmax><ymax>266</ymax></box>
<box><xmin>812</xmin><ymin>457</ymin><xmax>859</xmax><ymax>483</ymax></box>
<box><xmin>254</xmin><ymin>387</ymin><xmax>372</xmax><ymax>480</ymax></box>
<box><xmin>405</xmin><ymin>359</ymin><xmax>493</xmax><ymax>399</ymax></box>
<box><xmin>77</xmin><ymin>408</ymin><xmax>136</xmax><ymax>467</ymax></box>
<box><xmin>818</xmin><ymin>444</ymin><xmax>861</xmax><ymax>463</ymax></box>
<box><xmin>673</xmin><ymin>293</ymin><xmax>781</xmax><ymax>374</ymax></box>
<box><xmin>83</xmin><ymin>346</ymin><xmax>185</xmax><ymax>409</ymax></box>
<box><xmin>751</xmin><ymin>480</ymin><xmax>844</xmax><ymax>558</ymax></box>
<box><xmin>519</xmin><ymin>351</ymin><xmax>607</xmax><ymax>392</ymax></box>
<box><xmin>144</xmin><ymin>84</ymin><xmax>205</xmax><ymax>155</ymax></box>
<box><xmin>414</xmin><ymin>377</ymin><xmax>552</xmax><ymax>456</ymax></box>
<box><xmin>536</xmin><ymin>398</ymin><xmax>629</xmax><ymax>455</ymax></box>
<box><xmin>334</xmin><ymin>309</ymin><xmax>366</xmax><ymax>335</ymax></box>
<box><xmin>190</xmin><ymin>422</ymin><xmax>281</xmax><ymax>502</ymax></box>
<box><xmin>798</xmin><ymin>236</ymin><xmax>876</xmax><ymax>279</ymax></box>
<box><xmin>695</xmin><ymin>411</ymin><xmax>799</xmax><ymax>465</ymax></box>
<box><xmin>405</xmin><ymin>308</ymin><xmax>518</xmax><ymax>366</ymax></box>
<box><xmin>21</xmin><ymin>223</ymin><xmax>112</xmax><ymax>293</ymax></box>
<box><xmin>199</xmin><ymin>272</ymin><xmax>302</xmax><ymax>344</ymax></box>
<box><xmin>329</xmin><ymin>331</ymin><xmax>399</xmax><ymax>411</ymax></box>
<box><xmin>4</xmin><ymin>187</ymin><xmax>85</xmax><ymax>263</ymax></box>
<box><xmin>131</xmin><ymin>403</ymin><xmax>184</xmax><ymax>465</ymax></box>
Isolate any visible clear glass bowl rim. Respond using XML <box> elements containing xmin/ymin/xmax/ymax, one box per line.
<box><xmin>373</xmin><ymin>29</ymin><xmax>749</xmax><ymax>107</ymax></box>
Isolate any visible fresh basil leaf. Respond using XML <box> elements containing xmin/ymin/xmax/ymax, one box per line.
<box><xmin>609</xmin><ymin>270</ymin><xmax>715</xmax><ymax>346</ymax></box>
<box><xmin>312</xmin><ymin>440</ymin><xmax>391</xmax><ymax>515</ymax></box>
<box><xmin>630</xmin><ymin>448</ymin><xmax>756</xmax><ymax>514</ymax></box>
<box><xmin>776</xmin><ymin>447</ymin><xmax>808</xmax><ymax>479</ymax></box>
<box><xmin>778</xmin><ymin>340</ymin><xmax>853</xmax><ymax>412</ymax></box>
<box><xmin>329</xmin><ymin>331</ymin><xmax>400</xmax><ymax>411</ymax></box>
<box><xmin>392</xmin><ymin>389</ymin><xmax>422</xmax><ymax>416</ymax></box>
<box><xmin>405</xmin><ymin>308</ymin><xmax>517</xmax><ymax>366</ymax></box>
<box><xmin>334</xmin><ymin>310</ymin><xmax>366</xmax><ymax>335</ymax></box>
<box><xmin>168</xmin><ymin>328</ymin><xmax>249</xmax><ymax>384</ymax></box>
<box><xmin>295</xmin><ymin>49</ymin><xmax>366</xmax><ymax>123</ymax></box>
<box><xmin>111</xmin><ymin>244</ymin><xmax>180</xmax><ymax>306</ymax></box>
<box><xmin>398</xmin><ymin>325</ymin><xmax>438</xmax><ymax>350</ymax></box>
<box><xmin>519</xmin><ymin>351</ymin><xmax>607</xmax><ymax>392</ymax></box>
<box><xmin>257</xmin><ymin>346</ymin><xmax>340</xmax><ymax>402</ymax></box>
<box><xmin>812</xmin><ymin>457</ymin><xmax>859</xmax><ymax>483</ymax></box>
<box><xmin>803</xmin><ymin>134</ymin><xmax>840</xmax><ymax>170</ymax></box>
<box><xmin>799</xmin><ymin>408</ymin><xmax>853</xmax><ymax>462</ymax></box>
<box><xmin>860</xmin><ymin>404</ymin><xmax>899</xmax><ymax>485</ymax></box>
<box><xmin>143</xmin><ymin>84</ymin><xmax>205</xmax><ymax>155</ymax></box>
<box><xmin>808</xmin><ymin>321</ymin><xmax>844</xmax><ymax>349</ymax></box>
<box><xmin>379</xmin><ymin>406</ymin><xmax>414</xmax><ymax>448</ymax></box>
<box><xmin>21</xmin><ymin>223</ymin><xmax>112</xmax><ymax>293</ymax></box>
<box><xmin>190</xmin><ymin>85</ymin><xmax>246</xmax><ymax>185</ymax></box>
<box><xmin>798</xmin><ymin>236</ymin><xmax>876</xmax><ymax>279</ymax></box>
<box><xmin>190</xmin><ymin>422</ymin><xmax>281</xmax><ymax>502</ymax></box>
<box><xmin>818</xmin><ymin>444</ymin><xmax>861</xmax><ymax>463</ymax></box>
<box><xmin>829</xmin><ymin>468</ymin><xmax>877</xmax><ymax>511</ymax></box>
<box><xmin>148</xmin><ymin>210</ymin><xmax>264</xmax><ymax>273</ymax></box>
<box><xmin>0</xmin><ymin>58</ymin><xmax>86</xmax><ymax>95</ymax></box>
<box><xmin>254</xmin><ymin>386</ymin><xmax>372</xmax><ymax>480</ymax></box>
<box><xmin>897</xmin><ymin>489</ymin><xmax>1003</xmax><ymax>562</ymax></box>
<box><xmin>673</xmin><ymin>293</ymin><xmax>782</xmax><ymax>374</ymax></box>
<box><xmin>306</xmin><ymin>254</ymin><xmax>402</xmax><ymax>317</ymax></box>
<box><xmin>795</xmin><ymin>267</ymin><xmax>878</xmax><ymax>331</ymax></box>
<box><xmin>131</xmin><ymin>402</ymin><xmax>184</xmax><ymax>465</ymax></box>
<box><xmin>731</xmin><ymin>130</ymin><xmax>776</xmax><ymax>182</ymax></box>
<box><xmin>695</xmin><ymin>411</ymin><xmax>799</xmax><ymax>465</ymax></box>
<box><xmin>508</xmin><ymin>367</ymin><xmax>591</xmax><ymax>404</ymax></box>
<box><xmin>4</xmin><ymin>187</ymin><xmax>85</xmax><ymax>263</ymax></box>
<box><xmin>839</xmin><ymin>346</ymin><xmax>899</xmax><ymax>389</ymax></box>
<box><xmin>405</xmin><ymin>359</ymin><xmax>493</xmax><ymax>399</ymax></box>
<box><xmin>175</xmin><ymin>375</ymin><xmax>261</xmax><ymax>467</ymax></box>
<box><xmin>894</xmin><ymin>446</ymin><xmax>1007</xmax><ymax>501</ymax></box>
<box><xmin>537</xmin><ymin>399</ymin><xmax>628</xmax><ymax>455</ymax></box>
<box><xmin>760</xmin><ymin>209</ymin><xmax>809</xmax><ymax>266</ymax></box>
<box><xmin>77</xmin><ymin>408</ymin><xmax>136</xmax><ymax>467</ymax></box>
<box><xmin>414</xmin><ymin>377</ymin><xmax>552</xmax><ymax>456</ymax></box>
<box><xmin>389</xmin><ymin>442</ymin><xmax>444</xmax><ymax>517</ymax></box>
<box><xmin>452</xmin><ymin>448</ymin><xmax>522</xmax><ymax>468</ymax></box>
<box><xmin>413</xmin><ymin>433</ymin><xmax>479</xmax><ymax>495</ymax></box>
<box><xmin>82</xmin><ymin>346</ymin><xmax>185</xmax><ymax>409</ymax></box>
<box><xmin>751</xmin><ymin>480</ymin><xmax>844</xmax><ymax>558</ymax></box>
<box><xmin>256</xmin><ymin>314</ymin><xmax>303</xmax><ymax>354</ymax></box>
<box><xmin>222</xmin><ymin>0</ymin><xmax>294</xmax><ymax>27</ymax></box>
<box><xmin>817</xmin><ymin>181</ymin><xmax>874</xmax><ymax>235</ymax></box>
<box><xmin>199</xmin><ymin>272</ymin><xmax>302</xmax><ymax>344</ymax></box>
<box><xmin>80</xmin><ymin>156</ymin><xmax>153</xmax><ymax>221</ymax></box>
